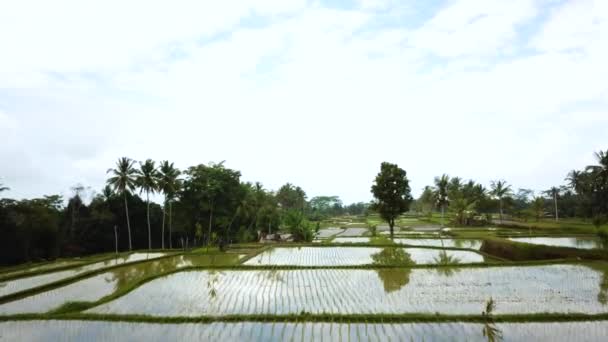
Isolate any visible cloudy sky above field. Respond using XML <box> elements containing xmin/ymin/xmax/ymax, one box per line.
<box><xmin>0</xmin><ymin>0</ymin><xmax>607</xmax><ymax>203</ymax></box>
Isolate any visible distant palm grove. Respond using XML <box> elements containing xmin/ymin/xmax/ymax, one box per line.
<box><xmin>0</xmin><ymin>149</ymin><xmax>606</xmax><ymax>266</ymax></box>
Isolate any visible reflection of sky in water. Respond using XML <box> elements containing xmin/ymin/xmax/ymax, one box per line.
<box><xmin>2</xmin><ymin>321</ymin><xmax>608</xmax><ymax>341</ymax></box>
<box><xmin>509</xmin><ymin>237</ymin><xmax>606</xmax><ymax>250</ymax></box>
<box><xmin>0</xmin><ymin>253</ymin><xmax>166</xmax><ymax>298</ymax></box>
<box><xmin>89</xmin><ymin>265</ymin><xmax>608</xmax><ymax>316</ymax></box>
<box><xmin>245</xmin><ymin>247</ymin><xmax>484</xmax><ymax>266</ymax></box>
<box><xmin>0</xmin><ymin>253</ymin><xmax>243</xmax><ymax>314</ymax></box>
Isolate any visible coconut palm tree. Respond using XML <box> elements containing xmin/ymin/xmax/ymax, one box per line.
<box><xmin>543</xmin><ymin>186</ymin><xmax>562</xmax><ymax>222</ymax></box>
<box><xmin>587</xmin><ymin>150</ymin><xmax>608</xmax><ymax>178</ymax></box>
<box><xmin>0</xmin><ymin>182</ymin><xmax>9</xmax><ymax>193</ymax></box>
<box><xmin>566</xmin><ymin>170</ymin><xmax>583</xmax><ymax>193</ymax></box>
<box><xmin>157</xmin><ymin>161</ymin><xmax>181</xmax><ymax>249</ymax></box>
<box><xmin>490</xmin><ymin>180</ymin><xmax>512</xmax><ymax>224</ymax></box>
<box><xmin>136</xmin><ymin>159</ymin><xmax>159</xmax><ymax>250</ymax></box>
<box><xmin>433</xmin><ymin>174</ymin><xmax>450</xmax><ymax>226</ymax></box>
<box><xmin>107</xmin><ymin>157</ymin><xmax>137</xmax><ymax>250</ymax></box>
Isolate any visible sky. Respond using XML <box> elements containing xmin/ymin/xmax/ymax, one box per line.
<box><xmin>0</xmin><ymin>0</ymin><xmax>607</xmax><ymax>204</ymax></box>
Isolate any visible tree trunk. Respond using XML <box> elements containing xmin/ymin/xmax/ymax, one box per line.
<box><xmin>389</xmin><ymin>218</ymin><xmax>394</xmax><ymax>239</ymax></box>
<box><xmin>207</xmin><ymin>204</ymin><xmax>214</xmax><ymax>251</ymax></box>
<box><xmin>161</xmin><ymin>199</ymin><xmax>166</xmax><ymax>249</ymax></box>
<box><xmin>114</xmin><ymin>225</ymin><xmax>118</xmax><ymax>255</ymax></box>
<box><xmin>554</xmin><ymin>193</ymin><xmax>559</xmax><ymax>222</ymax></box>
<box><xmin>499</xmin><ymin>199</ymin><xmax>503</xmax><ymax>224</ymax></box>
<box><xmin>147</xmin><ymin>191</ymin><xmax>151</xmax><ymax>250</ymax></box>
<box><xmin>169</xmin><ymin>202</ymin><xmax>173</xmax><ymax>249</ymax></box>
<box><xmin>441</xmin><ymin>205</ymin><xmax>445</xmax><ymax>227</ymax></box>
<box><xmin>124</xmin><ymin>192</ymin><xmax>132</xmax><ymax>251</ymax></box>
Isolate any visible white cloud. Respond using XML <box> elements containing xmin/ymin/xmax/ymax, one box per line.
<box><xmin>408</xmin><ymin>0</ymin><xmax>537</xmax><ymax>57</ymax></box>
<box><xmin>0</xmin><ymin>0</ymin><xmax>607</xmax><ymax>203</ymax></box>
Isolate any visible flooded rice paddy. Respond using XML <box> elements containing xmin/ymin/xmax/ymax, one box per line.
<box><xmin>332</xmin><ymin>237</ymin><xmax>371</xmax><ymax>244</ymax></box>
<box><xmin>0</xmin><ymin>253</ymin><xmax>166</xmax><ymax>298</ymax></box>
<box><xmin>2</xmin><ymin>320</ymin><xmax>608</xmax><ymax>341</ymax></box>
<box><xmin>394</xmin><ymin>239</ymin><xmax>482</xmax><ymax>250</ymax></box>
<box><xmin>0</xmin><ymin>253</ymin><xmax>245</xmax><ymax>314</ymax></box>
<box><xmin>336</xmin><ymin>228</ymin><xmax>367</xmax><ymax>236</ymax></box>
<box><xmin>244</xmin><ymin>247</ymin><xmax>485</xmax><ymax>266</ymax></box>
<box><xmin>86</xmin><ymin>264</ymin><xmax>607</xmax><ymax>316</ymax></box>
<box><xmin>508</xmin><ymin>237</ymin><xmax>607</xmax><ymax>250</ymax></box>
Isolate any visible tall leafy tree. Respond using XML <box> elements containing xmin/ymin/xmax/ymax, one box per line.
<box><xmin>136</xmin><ymin>159</ymin><xmax>159</xmax><ymax>250</ymax></box>
<box><xmin>181</xmin><ymin>162</ymin><xmax>242</xmax><ymax>247</ymax></box>
<box><xmin>276</xmin><ymin>183</ymin><xmax>307</xmax><ymax>211</ymax></box>
<box><xmin>106</xmin><ymin>157</ymin><xmax>137</xmax><ymax>250</ymax></box>
<box><xmin>371</xmin><ymin>162</ymin><xmax>412</xmax><ymax>238</ymax></box>
<box><xmin>490</xmin><ymin>180</ymin><xmax>512</xmax><ymax>223</ymax></box>
<box><xmin>433</xmin><ymin>174</ymin><xmax>450</xmax><ymax>226</ymax></box>
<box><xmin>158</xmin><ymin>161</ymin><xmax>181</xmax><ymax>249</ymax></box>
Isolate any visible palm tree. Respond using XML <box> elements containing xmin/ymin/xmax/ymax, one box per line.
<box><xmin>587</xmin><ymin>150</ymin><xmax>608</xmax><ymax>178</ymax></box>
<box><xmin>543</xmin><ymin>186</ymin><xmax>562</xmax><ymax>222</ymax></box>
<box><xmin>0</xmin><ymin>182</ymin><xmax>9</xmax><ymax>193</ymax></box>
<box><xmin>433</xmin><ymin>174</ymin><xmax>450</xmax><ymax>226</ymax></box>
<box><xmin>158</xmin><ymin>161</ymin><xmax>181</xmax><ymax>249</ymax></box>
<box><xmin>136</xmin><ymin>159</ymin><xmax>159</xmax><ymax>250</ymax></box>
<box><xmin>566</xmin><ymin>170</ymin><xmax>583</xmax><ymax>193</ymax></box>
<box><xmin>490</xmin><ymin>180</ymin><xmax>512</xmax><ymax>224</ymax></box>
<box><xmin>107</xmin><ymin>157</ymin><xmax>137</xmax><ymax>250</ymax></box>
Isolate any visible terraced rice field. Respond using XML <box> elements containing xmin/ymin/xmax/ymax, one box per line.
<box><xmin>0</xmin><ymin>253</ymin><xmax>165</xmax><ymax>298</ymax></box>
<box><xmin>2</xmin><ymin>223</ymin><xmax>608</xmax><ymax>340</ymax></box>
<box><xmin>332</xmin><ymin>237</ymin><xmax>371</xmax><ymax>244</ymax></box>
<box><xmin>244</xmin><ymin>247</ymin><xmax>485</xmax><ymax>266</ymax></box>
<box><xmin>315</xmin><ymin>227</ymin><xmax>343</xmax><ymax>238</ymax></box>
<box><xmin>0</xmin><ymin>260</ymin><xmax>85</xmax><ymax>279</ymax></box>
<box><xmin>394</xmin><ymin>238</ymin><xmax>482</xmax><ymax>250</ymax></box>
<box><xmin>86</xmin><ymin>264</ymin><xmax>606</xmax><ymax>316</ymax></box>
<box><xmin>336</xmin><ymin>227</ymin><xmax>367</xmax><ymax>236</ymax></box>
<box><xmin>0</xmin><ymin>254</ymin><xmax>245</xmax><ymax>314</ymax></box>
<box><xmin>2</xmin><ymin>320</ymin><xmax>608</xmax><ymax>341</ymax></box>
<box><xmin>508</xmin><ymin>237</ymin><xmax>607</xmax><ymax>250</ymax></box>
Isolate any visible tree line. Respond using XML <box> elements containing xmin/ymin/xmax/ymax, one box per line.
<box><xmin>0</xmin><ymin>158</ymin><xmax>362</xmax><ymax>265</ymax></box>
<box><xmin>370</xmin><ymin>149</ymin><xmax>608</xmax><ymax>237</ymax></box>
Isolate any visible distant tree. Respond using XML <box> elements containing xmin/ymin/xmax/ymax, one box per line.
<box><xmin>490</xmin><ymin>180</ymin><xmax>512</xmax><ymax>224</ymax></box>
<box><xmin>106</xmin><ymin>157</ymin><xmax>137</xmax><ymax>250</ymax></box>
<box><xmin>276</xmin><ymin>183</ymin><xmax>307</xmax><ymax>211</ymax></box>
<box><xmin>136</xmin><ymin>159</ymin><xmax>159</xmax><ymax>250</ymax></box>
<box><xmin>532</xmin><ymin>196</ymin><xmax>545</xmax><ymax>221</ymax></box>
<box><xmin>433</xmin><ymin>174</ymin><xmax>450</xmax><ymax>226</ymax></box>
<box><xmin>370</xmin><ymin>162</ymin><xmax>412</xmax><ymax>238</ymax></box>
<box><xmin>543</xmin><ymin>186</ymin><xmax>563</xmax><ymax>222</ymax></box>
<box><xmin>157</xmin><ymin>161</ymin><xmax>181</xmax><ymax>249</ymax></box>
<box><xmin>417</xmin><ymin>186</ymin><xmax>435</xmax><ymax>214</ymax></box>
<box><xmin>181</xmin><ymin>162</ymin><xmax>242</xmax><ymax>248</ymax></box>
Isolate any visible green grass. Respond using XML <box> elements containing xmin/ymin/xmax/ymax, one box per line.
<box><xmin>480</xmin><ymin>237</ymin><xmax>608</xmax><ymax>261</ymax></box>
<box><xmin>3</xmin><ymin>312</ymin><xmax>608</xmax><ymax>324</ymax></box>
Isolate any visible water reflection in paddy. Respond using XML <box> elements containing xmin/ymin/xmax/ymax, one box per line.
<box><xmin>87</xmin><ymin>264</ymin><xmax>608</xmax><ymax>316</ymax></box>
<box><xmin>245</xmin><ymin>247</ymin><xmax>485</xmax><ymax>266</ymax></box>
<box><xmin>2</xmin><ymin>320</ymin><xmax>608</xmax><ymax>341</ymax></box>
<box><xmin>0</xmin><ymin>253</ymin><xmax>166</xmax><ymax>298</ymax></box>
<box><xmin>0</xmin><ymin>253</ymin><xmax>244</xmax><ymax>314</ymax></box>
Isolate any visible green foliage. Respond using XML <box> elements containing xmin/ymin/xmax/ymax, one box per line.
<box><xmin>276</xmin><ymin>183</ymin><xmax>307</xmax><ymax>211</ymax></box>
<box><xmin>283</xmin><ymin>209</ymin><xmax>313</xmax><ymax>242</ymax></box>
<box><xmin>593</xmin><ymin>214</ymin><xmax>607</xmax><ymax>230</ymax></box>
<box><xmin>370</xmin><ymin>162</ymin><xmax>412</xmax><ymax>237</ymax></box>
